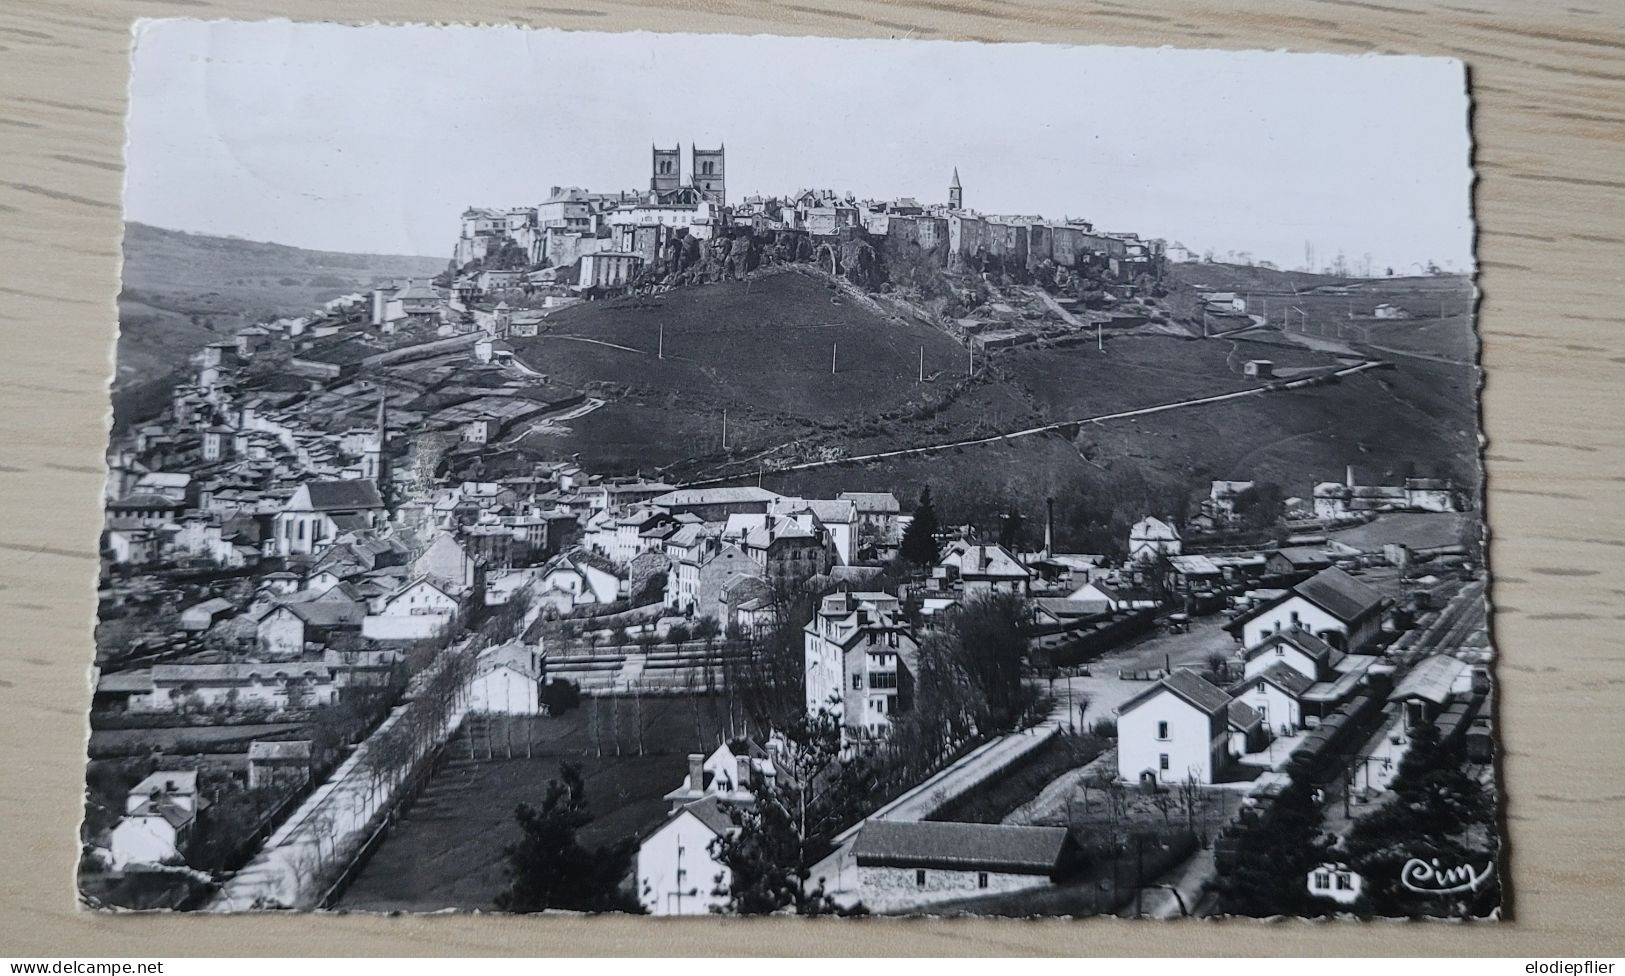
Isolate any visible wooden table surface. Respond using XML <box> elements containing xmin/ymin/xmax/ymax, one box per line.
<box><xmin>2</xmin><ymin>0</ymin><xmax>1622</xmax><ymax>957</ymax></box>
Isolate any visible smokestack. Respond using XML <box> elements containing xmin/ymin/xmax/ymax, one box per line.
<box><xmin>1044</xmin><ymin>497</ymin><xmax>1055</xmax><ymax>558</ymax></box>
<box><xmin>688</xmin><ymin>754</ymin><xmax>704</xmax><ymax>793</ymax></box>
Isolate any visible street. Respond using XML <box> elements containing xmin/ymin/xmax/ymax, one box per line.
<box><xmin>1043</xmin><ymin>611</ymin><xmax>1239</xmax><ymax>729</ymax></box>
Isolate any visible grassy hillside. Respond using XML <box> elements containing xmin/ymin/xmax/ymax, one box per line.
<box><xmin>1167</xmin><ymin>261</ymin><xmax>1477</xmax><ymax>363</ymax></box>
<box><xmin>502</xmin><ymin>261</ymin><xmax>1482</xmax><ymax>543</ymax></box>
<box><xmin>116</xmin><ymin>222</ymin><xmax>447</xmax><ymax>387</ymax></box>
<box><xmin>509</xmin><ymin>270</ymin><xmax>975</xmax><ymax>470</ymax></box>
<box><xmin>512</xmin><ymin>270</ymin><xmax>967</xmax><ymax>414</ymax></box>
<box><xmin>760</xmin><ymin>358</ymin><xmax>1479</xmax><ymax>553</ymax></box>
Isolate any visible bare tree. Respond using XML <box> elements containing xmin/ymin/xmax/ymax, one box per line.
<box><xmin>588</xmin><ymin>693</ymin><xmax>602</xmax><ymax>759</ymax></box>
<box><xmin>632</xmin><ymin>681</ymin><xmax>646</xmax><ymax>756</ymax></box>
<box><xmin>1176</xmin><ymin>773</ymin><xmax>1205</xmax><ymax>837</ymax></box>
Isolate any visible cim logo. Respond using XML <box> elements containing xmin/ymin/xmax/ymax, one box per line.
<box><xmin>1399</xmin><ymin>856</ymin><xmax>1495</xmax><ymax>895</ymax></box>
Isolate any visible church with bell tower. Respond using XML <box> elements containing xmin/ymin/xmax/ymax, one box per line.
<box><xmin>647</xmin><ymin>143</ymin><xmax>726</xmax><ymax>206</ymax></box>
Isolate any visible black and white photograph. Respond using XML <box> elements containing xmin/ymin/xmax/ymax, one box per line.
<box><xmin>81</xmin><ymin>21</ymin><xmax>1497</xmax><ymax>920</ymax></box>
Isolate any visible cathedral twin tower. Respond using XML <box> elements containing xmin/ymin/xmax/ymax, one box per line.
<box><xmin>649</xmin><ymin>145</ymin><xmax>962</xmax><ymax>213</ymax></box>
<box><xmin>651</xmin><ymin>144</ymin><xmax>726</xmax><ymax>206</ymax></box>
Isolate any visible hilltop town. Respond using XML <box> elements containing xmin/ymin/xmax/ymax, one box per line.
<box><xmin>85</xmin><ymin>142</ymin><xmax>1494</xmax><ymax>919</ymax></box>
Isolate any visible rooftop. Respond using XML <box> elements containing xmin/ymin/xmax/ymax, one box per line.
<box><xmin>1295</xmin><ymin>567</ymin><xmax>1385</xmax><ymax>624</ymax></box>
<box><xmin>852</xmin><ymin>820</ymin><xmax>1070</xmax><ymax>875</ymax></box>
<box><xmin>1121</xmin><ymin>668</ymin><xmax>1233</xmax><ymax>717</ymax></box>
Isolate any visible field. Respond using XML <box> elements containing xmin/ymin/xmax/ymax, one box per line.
<box><xmin>763</xmin><ymin>347</ymin><xmax>1478</xmax><ymax>544</ymax></box>
<box><xmin>336</xmin><ymin>694</ymin><xmax>744</xmax><ymax>913</ymax></box>
<box><xmin>1169</xmin><ymin>262</ymin><xmax>1478</xmax><ymax>362</ymax></box>
<box><xmin>507</xmin><ymin>270</ymin><xmax>974</xmax><ymax>474</ymax></box>
<box><xmin>116</xmin><ymin>222</ymin><xmax>446</xmax><ymax>387</ymax></box>
<box><xmin>1326</xmin><ymin>511</ymin><xmax>1475</xmax><ymax>552</ymax></box>
<box><xmin>498</xmin><ymin>259</ymin><xmax>1481</xmax><ymax>535</ymax></box>
<box><xmin>87</xmin><ymin>721</ymin><xmax>308</xmax><ymax>757</ymax></box>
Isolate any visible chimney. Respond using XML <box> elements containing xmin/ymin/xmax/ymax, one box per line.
<box><xmin>1346</xmin><ymin>464</ymin><xmax>1356</xmax><ymax>488</ymax></box>
<box><xmin>687</xmin><ymin>753</ymin><xmax>704</xmax><ymax>793</ymax></box>
<box><xmin>736</xmin><ymin>756</ymin><xmax>752</xmax><ymax>792</ymax></box>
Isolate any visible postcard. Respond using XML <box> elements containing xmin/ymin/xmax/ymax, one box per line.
<box><xmin>85</xmin><ymin>21</ymin><xmax>1494</xmax><ymax>920</ymax></box>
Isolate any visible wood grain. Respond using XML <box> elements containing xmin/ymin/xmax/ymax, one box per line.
<box><xmin>2</xmin><ymin>0</ymin><xmax>1623</xmax><ymax>956</ymax></box>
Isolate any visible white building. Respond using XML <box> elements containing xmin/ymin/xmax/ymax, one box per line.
<box><xmin>848</xmin><ymin>820</ymin><xmax>1073</xmax><ymax>914</ymax></box>
<box><xmin>110</xmin><ymin>664</ymin><xmax>339</xmax><ymax>714</ymax></box>
<box><xmin>361</xmin><ymin>577</ymin><xmax>462</xmax><ymax>641</ymax></box>
<box><xmin>1116</xmin><ymin>669</ymin><xmax>1234</xmax><ymax>785</ymax></box>
<box><xmin>1129</xmin><ymin>516</ymin><xmax>1183</xmax><ymax>563</ymax></box>
<box><xmin>578</xmin><ymin>251</ymin><xmax>645</xmax><ymax>290</ymax></box>
<box><xmin>802</xmin><ymin>591</ymin><xmax>918</xmax><ymax>743</ymax></box>
<box><xmin>108</xmin><ymin>771</ymin><xmax>203</xmax><ymax>869</ymax></box>
<box><xmin>661</xmin><ymin>740</ymin><xmax>791</xmax><ymax>813</ymax></box>
<box><xmin>1307</xmin><ymin>863</ymin><xmax>1364</xmax><ymax>905</ymax></box>
<box><xmin>636</xmin><ymin>796</ymin><xmax>736</xmax><ymax>916</ymax></box>
<box><xmin>246</xmin><ymin>740</ymin><xmax>313</xmax><ymax>791</ymax></box>
<box><xmin>772</xmin><ymin>497</ymin><xmax>858</xmax><ymax>566</ymax></box>
<box><xmin>1199</xmin><ymin>291</ymin><xmax>1247</xmax><ymax>312</ymax></box>
<box><xmin>536</xmin><ymin>553</ymin><xmax>622</xmax><ymax>608</ymax></box>
<box><xmin>933</xmin><ymin>542</ymin><xmax>1031</xmax><ymax>596</ymax></box>
<box><xmin>178</xmin><ymin>597</ymin><xmax>235</xmax><ymax>633</ymax></box>
<box><xmin>468</xmin><ymin>642</ymin><xmax>545</xmax><ymax>715</ymax></box>
<box><xmin>273</xmin><ymin>480</ymin><xmax>385</xmax><ymax>557</ymax></box>
<box><xmin>1227</xmin><ymin>567</ymin><xmax>1387</xmax><ymax>653</ymax></box>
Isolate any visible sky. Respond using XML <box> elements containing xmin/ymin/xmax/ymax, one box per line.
<box><xmin>125</xmin><ymin>21</ymin><xmax>1476</xmax><ymax>272</ymax></box>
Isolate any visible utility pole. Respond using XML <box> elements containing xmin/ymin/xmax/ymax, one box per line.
<box><xmin>969</xmin><ymin>341</ymin><xmax>975</xmax><ymax>377</ymax></box>
<box><xmin>1097</xmin><ymin>318</ymin><xmax>1103</xmax><ymax>352</ymax></box>
<box><xmin>658</xmin><ymin>322</ymin><xmax>664</xmax><ymax>360</ymax></box>
<box><xmin>918</xmin><ymin>345</ymin><xmax>924</xmax><ymax>383</ymax></box>
<box><xmin>721</xmin><ymin>409</ymin><xmax>728</xmax><ymax>451</ymax></box>
<box><xmin>831</xmin><ymin>341</ymin><xmax>837</xmax><ymax>375</ymax></box>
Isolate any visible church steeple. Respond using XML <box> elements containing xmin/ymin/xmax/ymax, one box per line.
<box><xmin>948</xmin><ymin>167</ymin><xmax>963</xmax><ymax>211</ymax></box>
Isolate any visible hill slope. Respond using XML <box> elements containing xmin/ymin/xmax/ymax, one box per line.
<box><xmin>507</xmin><ymin>269</ymin><xmax>975</xmax><ymax>471</ymax></box>
<box><xmin>501</xmin><ymin>263</ymin><xmax>1480</xmax><ymax>553</ymax></box>
<box><xmin>116</xmin><ymin>222</ymin><xmax>447</xmax><ymax>386</ymax></box>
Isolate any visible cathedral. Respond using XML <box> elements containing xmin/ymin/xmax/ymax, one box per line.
<box><xmin>649</xmin><ymin>143</ymin><xmax>725</xmax><ymax>207</ymax></box>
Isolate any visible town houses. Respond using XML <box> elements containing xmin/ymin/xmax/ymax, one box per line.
<box><xmin>445</xmin><ymin>141</ymin><xmax>1171</xmax><ymax>305</ymax></box>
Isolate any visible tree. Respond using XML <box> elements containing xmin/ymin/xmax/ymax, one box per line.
<box><xmin>709</xmin><ymin>790</ymin><xmax>847</xmax><ymax>916</ymax></box>
<box><xmin>708</xmin><ymin>709</ymin><xmax>857</xmax><ymax>915</ymax></box>
<box><xmin>1232</xmin><ymin>482</ymin><xmax>1286</xmax><ymax>532</ymax></box>
<box><xmin>997</xmin><ymin>506</ymin><xmax>1025</xmax><ymax>550</ymax></box>
<box><xmin>899</xmin><ymin>486</ymin><xmax>941</xmax><ymax>566</ymax></box>
<box><xmin>410</xmin><ymin>431</ymin><xmax>458</xmax><ymax>496</ymax></box>
<box><xmin>1215</xmin><ymin>773</ymin><xmax>1331</xmax><ymax>917</ymax></box>
<box><xmin>1344</xmin><ymin>723</ymin><xmax>1497</xmax><ymax>916</ymax></box>
<box><xmin>496</xmin><ymin>762</ymin><xmax>637</xmax><ymax>913</ymax></box>
<box><xmin>540</xmin><ymin>678</ymin><xmax>579</xmax><ymax>715</ymax></box>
